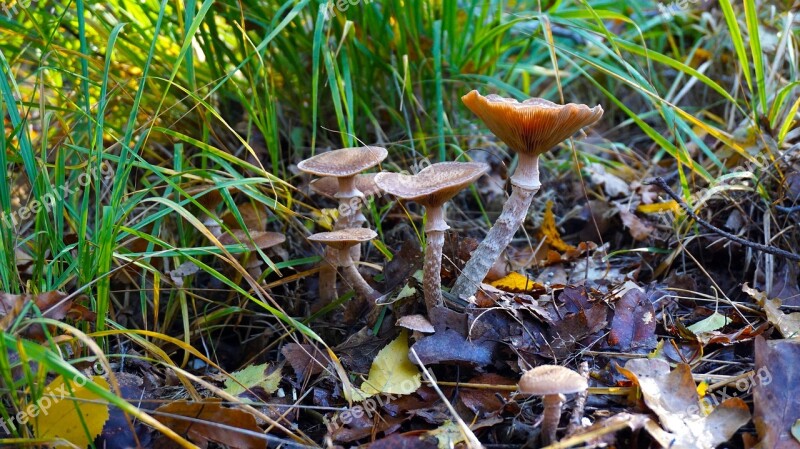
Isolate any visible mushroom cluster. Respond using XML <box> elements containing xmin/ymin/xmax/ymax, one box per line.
<box><xmin>298</xmin><ymin>91</ymin><xmax>602</xmax><ymax>321</ymax></box>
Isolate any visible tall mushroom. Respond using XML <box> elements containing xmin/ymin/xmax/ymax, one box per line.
<box><xmin>375</xmin><ymin>162</ymin><xmax>488</xmax><ymax>314</ymax></box>
<box><xmin>299</xmin><ymin>146</ymin><xmax>388</xmax><ymax>304</ymax></box>
<box><xmin>518</xmin><ymin>365</ymin><xmax>588</xmax><ymax>446</ymax></box>
<box><xmin>307</xmin><ymin>228</ymin><xmax>379</xmax><ymax>302</ymax></box>
<box><xmin>451</xmin><ymin>91</ymin><xmax>603</xmax><ymax>299</ymax></box>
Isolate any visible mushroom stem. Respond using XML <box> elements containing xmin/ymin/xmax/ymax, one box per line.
<box><xmin>335</xmin><ymin>177</ymin><xmax>366</xmax><ymax>261</ymax></box>
<box><xmin>423</xmin><ymin>205</ymin><xmax>449</xmax><ymax>313</ymax></box>
<box><xmin>319</xmin><ymin>248</ymin><xmax>339</xmax><ymax>304</ymax></box>
<box><xmin>450</xmin><ymin>185</ymin><xmax>538</xmax><ymax>298</ymax></box>
<box><xmin>424</xmin><ymin>229</ymin><xmax>445</xmax><ymax>313</ymax></box>
<box><xmin>451</xmin><ymin>157</ymin><xmax>540</xmax><ymax>299</ymax></box>
<box><xmin>540</xmin><ymin>393</ymin><xmax>565</xmax><ymax>446</ymax></box>
<box><xmin>336</xmin><ymin>247</ymin><xmax>379</xmax><ymax>301</ymax></box>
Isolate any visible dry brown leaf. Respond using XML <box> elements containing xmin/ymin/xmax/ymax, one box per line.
<box><xmin>617</xmin><ymin>207</ymin><xmax>655</xmax><ymax>241</ymax></box>
<box><xmin>620</xmin><ymin>358</ymin><xmax>750</xmax><ymax>449</ymax></box>
<box><xmin>154</xmin><ymin>400</ymin><xmax>266</xmax><ymax>449</ymax></box>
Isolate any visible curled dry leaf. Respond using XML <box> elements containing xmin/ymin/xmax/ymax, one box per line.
<box><xmin>536</xmin><ymin>200</ymin><xmax>577</xmax><ymax>253</ymax></box>
<box><xmin>0</xmin><ymin>291</ymin><xmax>95</xmax><ymax>341</ymax></box>
<box><xmin>744</xmin><ymin>283</ymin><xmax>800</xmax><ymax>338</ymax></box>
<box><xmin>620</xmin><ymin>358</ymin><xmax>750</xmax><ymax>449</ymax></box>
<box><xmin>616</xmin><ymin>206</ymin><xmax>655</xmax><ymax>241</ymax></box>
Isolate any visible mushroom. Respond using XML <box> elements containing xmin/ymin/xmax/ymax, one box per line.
<box><xmin>307</xmin><ymin>228</ymin><xmax>379</xmax><ymax>302</ymax></box>
<box><xmin>220</xmin><ymin>230</ymin><xmax>286</xmax><ymax>281</ymax></box>
<box><xmin>374</xmin><ymin>162</ymin><xmax>489</xmax><ymax>314</ymax></box>
<box><xmin>299</xmin><ymin>147</ymin><xmax>388</xmax><ymax>304</ymax></box>
<box><xmin>299</xmin><ymin>146</ymin><xmax>388</xmax><ymax>229</ymax></box>
<box><xmin>518</xmin><ymin>365</ymin><xmax>588</xmax><ymax>446</ymax></box>
<box><xmin>451</xmin><ymin>91</ymin><xmax>603</xmax><ymax>299</ymax></box>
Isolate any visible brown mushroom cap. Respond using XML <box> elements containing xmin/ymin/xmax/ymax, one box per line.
<box><xmin>308</xmin><ymin>228</ymin><xmax>377</xmax><ymax>251</ymax></box>
<box><xmin>297</xmin><ymin>146</ymin><xmax>388</xmax><ymax>178</ymax></box>
<box><xmin>309</xmin><ymin>173</ymin><xmax>381</xmax><ymax>198</ymax></box>
<box><xmin>462</xmin><ymin>90</ymin><xmax>603</xmax><ymax>157</ymax></box>
<box><xmin>518</xmin><ymin>365</ymin><xmax>588</xmax><ymax>396</ymax></box>
<box><xmin>374</xmin><ymin>162</ymin><xmax>488</xmax><ymax>208</ymax></box>
<box><xmin>219</xmin><ymin>230</ymin><xmax>286</xmax><ymax>250</ymax></box>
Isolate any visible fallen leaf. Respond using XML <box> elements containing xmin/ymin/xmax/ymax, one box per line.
<box><xmin>744</xmin><ymin>283</ymin><xmax>800</xmax><ymax>338</ymax></box>
<box><xmin>428</xmin><ymin>420</ymin><xmax>464</xmax><ymax>449</ymax></box>
<box><xmin>617</xmin><ymin>207</ymin><xmax>655</xmax><ymax>241</ymax></box>
<box><xmin>753</xmin><ymin>336</ymin><xmax>800</xmax><ymax>449</ymax></box>
<box><xmin>637</xmin><ymin>200</ymin><xmax>680</xmax><ymax>214</ymax></box>
<box><xmin>281</xmin><ymin>343</ymin><xmax>331</xmax><ymax>381</ymax></box>
<box><xmin>459</xmin><ymin>374</ymin><xmax>516</xmax><ymax>418</ymax></box>
<box><xmin>537</xmin><ymin>201</ymin><xmax>577</xmax><ymax>253</ymax></box>
<box><xmin>397</xmin><ymin>315</ymin><xmax>435</xmax><ymax>333</ymax></box>
<box><xmin>360</xmin><ymin>331</ymin><xmax>422</xmax><ymax>397</ymax></box>
<box><xmin>586</xmin><ymin>163</ymin><xmax>630</xmax><ymax>197</ymax></box>
<box><xmin>607</xmin><ymin>285</ymin><xmax>657</xmax><ymax>352</ymax></box>
<box><xmin>32</xmin><ymin>375</ymin><xmax>110</xmax><ymax>448</ymax></box>
<box><xmin>96</xmin><ymin>372</ymin><xmax>151</xmax><ymax>449</ymax></box>
<box><xmin>410</xmin><ymin>329</ymin><xmax>494</xmax><ymax>367</ymax></box>
<box><xmin>154</xmin><ymin>400</ymin><xmax>266</xmax><ymax>449</ymax></box>
<box><xmin>224</xmin><ymin>362</ymin><xmax>282</xmax><ymax>397</ymax></box>
<box><xmin>687</xmin><ymin>312</ymin><xmax>731</xmax><ymax>334</ymax></box>
<box><xmin>365</xmin><ymin>433</ymin><xmax>438</xmax><ymax>449</ymax></box>
<box><xmin>620</xmin><ymin>358</ymin><xmax>750</xmax><ymax>449</ymax></box>
<box><xmin>489</xmin><ymin>272</ymin><xmax>546</xmax><ymax>294</ymax></box>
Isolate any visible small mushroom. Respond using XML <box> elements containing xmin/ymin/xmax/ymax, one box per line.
<box><xmin>220</xmin><ymin>230</ymin><xmax>286</xmax><ymax>281</ymax></box>
<box><xmin>307</xmin><ymin>228</ymin><xmax>379</xmax><ymax>302</ymax></box>
<box><xmin>299</xmin><ymin>146</ymin><xmax>388</xmax><ymax>229</ymax></box>
<box><xmin>518</xmin><ymin>365</ymin><xmax>588</xmax><ymax>446</ymax></box>
<box><xmin>299</xmin><ymin>147</ymin><xmax>388</xmax><ymax>304</ymax></box>
<box><xmin>451</xmin><ymin>91</ymin><xmax>603</xmax><ymax>299</ymax></box>
<box><xmin>375</xmin><ymin>162</ymin><xmax>488</xmax><ymax>314</ymax></box>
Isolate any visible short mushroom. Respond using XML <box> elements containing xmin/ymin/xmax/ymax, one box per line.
<box><xmin>518</xmin><ymin>365</ymin><xmax>588</xmax><ymax>446</ymax></box>
<box><xmin>299</xmin><ymin>147</ymin><xmax>388</xmax><ymax>304</ymax></box>
<box><xmin>307</xmin><ymin>228</ymin><xmax>379</xmax><ymax>302</ymax></box>
<box><xmin>374</xmin><ymin>162</ymin><xmax>488</xmax><ymax>314</ymax></box>
<box><xmin>299</xmin><ymin>146</ymin><xmax>388</xmax><ymax>229</ymax></box>
<box><xmin>220</xmin><ymin>230</ymin><xmax>286</xmax><ymax>281</ymax></box>
<box><xmin>451</xmin><ymin>91</ymin><xmax>603</xmax><ymax>299</ymax></box>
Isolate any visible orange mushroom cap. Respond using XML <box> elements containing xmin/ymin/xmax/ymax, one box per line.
<box><xmin>462</xmin><ymin>90</ymin><xmax>603</xmax><ymax>156</ymax></box>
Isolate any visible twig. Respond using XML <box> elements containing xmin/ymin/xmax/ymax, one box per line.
<box><xmin>645</xmin><ymin>177</ymin><xmax>800</xmax><ymax>262</ymax></box>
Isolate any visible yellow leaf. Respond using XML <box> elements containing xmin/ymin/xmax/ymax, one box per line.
<box><xmin>696</xmin><ymin>381</ymin><xmax>708</xmax><ymax>397</ymax></box>
<box><xmin>489</xmin><ymin>272</ymin><xmax>544</xmax><ymax>293</ymax></box>
<box><xmin>536</xmin><ymin>201</ymin><xmax>576</xmax><ymax>253</ymax></box>
<box><xmin>311</xmin><ymin>208</ymin><xmax>338</xmax><ymax>230</ymax></box>
<box><xmin>224</xmin><ymin>362</ymin><xmax>282</xmax><ymax>396</ymax></box>
<box><xmin>360</xmin><ymin>330</ymin><xmax>421</xmax><ymax>397</ymax></box>
<box><xmin>637</xmin><ymin>200</ymin><xmax>681</xmax><ymax>214</ymax></box>
<box><xmin>429</xmin><ymin>420</ymin><xmax>464</xmax><ymax>449</ymax></box>
<box><xmin>32</xmin><ymin>375</ymin><xmax>110</xmax><ymax>448</ymax></box>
